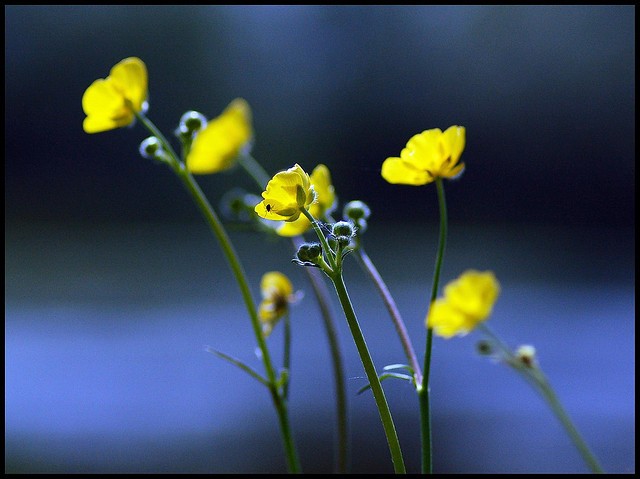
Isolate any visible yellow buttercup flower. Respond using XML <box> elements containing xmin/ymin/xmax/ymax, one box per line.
<box><xmin>381</xmin><ymin>126</ymin><xmax>466</xmax><ymax>185</ymax></box>
<box><xmin>254</xmin><ymin>164</ymin><xmax>316</xmax><ymax>222</ymax></box>
<box><xmin>276</xmin><ymin>164</ymin><xmax>336</xmax><ymax>237</ymax></box>
<box><xmin>426</xmin><ymin>270</ymin><xmax>500</xmax><ymax>338</ymax></box>
<box><xmin>186</xmin><ymin>98</ymin><xmax>253</xmax><ymax>175</ymax></box>
<box><xmin>258</xmin><ymin>271</ymin><xmax>296</xmax><ymax>337</ymax></box>
<box><xmin>82</xmin><ymin>57</ymin><xmax>148</xmax><ymax>134</ymax></box>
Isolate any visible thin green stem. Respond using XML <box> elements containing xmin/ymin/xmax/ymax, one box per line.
<box><xmin>238</xmin><ymin>152</ymin><xmax>271</xmax><ymax>188</ymax></box>
<box><xmin>419</xmin><ymin>177</ymin><xmax>448</xmax><ymax>474</ymax></box>
<box><xmin>331</xmin><ymin>272</ymin><xmax>406</xmax><ymax>474</ymax></box>
<box><xmin>283</xmin><ymin>311</ymin><xmax>291</xmax><ymax>400</ymax></box>
<box><xmin>292</xmin><ymin>237</ymin><xmax>349</xmax><ymax>474</ymax></box>
<box><xmin>302</xmin><ymin>208</ymin><xmax>338</xmax><ymax>272</ymax></box>
<box><xmin>239</xmin><ymin>158</ymin><xmax>349</xmax><ymax>473</ymax></box>
<box><xmin>303</xmin><ymin>208</ymin><xmax>404</xmax><ymax>472</ymax></box>
<box><xmin>135</xmin><ymin>112</ymin><xmax>301</xmax><ymax>473</ymax></box>
<box><xmin>355</xmin><ymin>246</ymin><xmax>422</xmax><ymax>385</ymax></box>
<box><xmin>175</xmin><ymin>169</ymin><xmax>301</xmax><ymax>473</ymax></box>
<box><xmin>479</xmin><ymin>324</ymin><xmax>604</xmax><ymax>473</ymax></box>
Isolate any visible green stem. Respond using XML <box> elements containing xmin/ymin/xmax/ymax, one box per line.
<box><xmin>301</xmin><ymin>209</ymin><xmax>404</xmax><ymax>472</ymax></box>
<box><xmin>239</xmin><ymin>158</ymin><xmax>349</xmax><ymax>473</ymax></box>
<box><xmin>419</xmin><ymin>177</ymin><xmax>448</xmax><ymax>474</ymax></box>
<box><xmin>238</xmin><ymin>153</ymin><xmax>271</xmax><ymax>188</ymax></box>
<box><xmin>135</xmin><ymin>112</ymin><xmax>301</xmax><ymax>473</ymax></box>
<box><xmin>292</xmin><ymin>237</ymin><xmax>349</xmax><ymax>474</ymax></box>
<box><xmin>479</xmin><ymin>325</ymin><xmax>604</xmax><ymax>473</ymax></box>
<box><xmin>283</xmin><ymin>311</ymin><xmax>291</xmax><ymax>400</ymax></box>
<box><xmin>331</xmin><ymin>272</ymin><xmax>406</xmax><ymax>474</ymax></box>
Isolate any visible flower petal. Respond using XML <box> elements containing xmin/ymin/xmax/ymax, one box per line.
<box><xmin>441</xmin><ymin>125</ymin><xmax>466</xmax><ymax>164</ymax></box>
<box><xmin>81</xmin><ymin>79</ymin><xmax>132</xmax><ymax>133</ymax></box>
<box><xmin>186</xmin><ymin>98</ymin><xmax>253</xmax><ymax>175</ymax></box>
<box><xmin>381</xmin><ymin>157</ymin><xmax>432</xmax><ymax>185</ymax></box>
<box><xmin>109</xmin><ymin>57</ymin><xmax>148</xmax><ymax>112</ymax></box>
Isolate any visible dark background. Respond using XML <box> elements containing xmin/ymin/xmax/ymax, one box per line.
<box><xmin>5</xmin><ymin>5</ymin><xmax>634</xmax><ymax>226</ymax></box>
<box><xmin>5</xmin><ymin>5</ymin><xmax>635</xmax><ymax>474</ymax></box>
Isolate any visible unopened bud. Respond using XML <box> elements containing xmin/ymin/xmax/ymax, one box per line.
<box><xmin>296</xmin><ymin>242</ymin><xmax>322</xmax><ymax>264</ymax></box>
<box><xmin>515</xmin><ymin>345</ymin><xmax>537</xmax><ymax>368</ymax></box>
<box><xmin>332</xmin><ymin>220</ymin><xmax>355</xmax><ymax>238</ymax></box>
<box><xmin>139</xmin><ymin>136</ymin><xmax>163</xmax><ymax>161</ymax></box>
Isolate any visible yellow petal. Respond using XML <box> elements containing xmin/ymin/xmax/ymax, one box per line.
<box><xmin>441</xmin><ymin>125</ymin><xmax>466</xmax><ymax>165</ymax></box>
<box><xmin>109</xmin><ymin>57</ymin><xmax>148</xmax><ymax>112</ymax></box>
<box><xmin>261</xmin><ymin>271</ymin><xmax>293</xmax><ymax>298</ymax></box>
<box><xmin>82</xmin><ymin>79</ymin><xmax>133</xmax><ymax>133</ymax></box>
<box><xmin>381</xmin><ymin>157</ymin><xmax>432</xmax><ymax>185</ymax></box>
<box><xmin>403</xmin><ymin>129</ymin><xmax>444</xmax><ymax>171</ymax></box>
<box><xmin>186</xmin><ymin>98</ymin><xmax>253</xmax><ymax>175</ymax></box>
<box><xmin>276</xmin><ymin>215</ymin><xmax>312</xmax><ymax>237</ymax></box>
<box><xmin>310</xmin><ymin>164</ymin><xmax>336</xmax><ymax>215</ymax></box>
<box><xmin>444</xmin><ymin>270</ymin><xmax>500</xmax><ymax>322</ymax></box>
<box><xmin>254</xmin><ymin>199</ymin><xmax>300</xmax><ymax>221</ymax></box>
<box><xmin>426</xmin><ymin>299</ymin><xmax>471</xmax><ymax>338</ymax></box>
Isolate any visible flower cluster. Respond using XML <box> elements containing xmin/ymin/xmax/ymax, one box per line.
<box><xmin>81</xmin><ymin>57</ymin><xmax>605</xmax><ymax>475</ymax></box>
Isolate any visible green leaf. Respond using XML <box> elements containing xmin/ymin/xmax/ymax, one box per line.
<box><xmin>356</xmin><ymin>372</ymin><xmax>414</xmax><ymax>395</ymax></box>
<box><xmin>205</xmin><ymin>347</ymin><xmax>269</xmax><ymax>387</ymax></box>
<box><xmin>383</xmin><ymin>363</ymin><xmax>414</xmax><ymax>374</ymax></box>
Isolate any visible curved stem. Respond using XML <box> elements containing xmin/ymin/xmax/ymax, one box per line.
<box><xmin>176</xmin><ymin>168</ymin><xmax>301</xmax><ymax>473</ymax></box>
<box><xmin>419</xmin><ymin>177</ymin><xmax>448</xmax><ymax>474</ymax></box>
<box><xmin>135</xmin><ymin>112</ymin><xmax>301</xmax><ymax>473</ymax></box>
<box><xmin>355</xmin><ymin>246</ymin><xmax>422</xmax><ymax>385</ymax></box>
<box><xmin>331</xmin><ymin>272</ymin><xmax>406</xmax><ymax>474</ymax></box>
<box><xmin>479</xmin><ymin>325</ymin><xmax>604</xmax><ymax>473</ymax></box>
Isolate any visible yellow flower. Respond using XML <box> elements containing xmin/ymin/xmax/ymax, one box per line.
<box><xmin>426</xmin><ymin>270</ymin><xmax>500</xmax><ymax>338</ymax></box>
<box><xmin>186</xmin><ymin>98</ymin><xmax>253</xmax><ymax>175</ymax></box>
<box><xmin>254</xmin><ymin>164</ymin><xmax>316</xmax><ymax>222</ymax></box>
<box><xmin>381</xmin><ymin>126</ymin><xmax>466</xmax><ymax>185</ymax></box>
<box><xmin>258</xmin><ymin>271</ymin><xmax>296</xmax><ymax>337</ymax></box>
<box><xmin>276</xmin><ymin>164</ymin><xmax>336</xmax><ymax>237</ymax></box>
<box><xmin>82</xmin><ymin>57</ymin><xmax>148</xmax><ymax>134</ymax></box>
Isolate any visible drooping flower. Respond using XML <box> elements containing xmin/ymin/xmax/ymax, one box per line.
<box><xmin>186</xmin><ymin>98</ymin><xmax>253</xmax><ymax>175</ymax></box>
<box><xmin>276</xmin><ymin>164</ymin><xmax>336</xmax><ymax>237</ymax></box>
<box><xmin>82</xmin><ymin>57</ymin><xmax>148</xmax><ymax>134</ymax></box>
<box><xmin>382</xmin><ymin>126</ymin><xmax>466</xmax><ymax>185</ymax></box>
<box><xmin>254</xmin><ymin>164</ymin><xmax>316</xmax><ymax>222</ymax></box>
<box><xmin>426</xmin><ymin>269</ymin><xmax>500</xmax><ymax>338</ymax></box>
<box><xmin>258</xmin><ymin>271</ymin><xmax>297</xmax><ymax>337</ymax></box>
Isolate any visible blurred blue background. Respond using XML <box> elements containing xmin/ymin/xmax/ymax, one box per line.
<box><xmin>5</xmin><ymin>5</ymin><xmax>635</xmax><ymax>473</ymax></box>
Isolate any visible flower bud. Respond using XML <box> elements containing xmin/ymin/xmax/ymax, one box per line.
<box><xmin>343</xmin><ymin>200</ymin><xmax>371</xmax><ymax>221</ymax></box>
<box><xmin>139</xmin><ymin>136</ymin><xmax>163</xmax><ymax>160</ymax></box>
<box><xmin>296</xmin><ymin>242</ymin><xmax>322</xmax><ymax>264</ymax></box>
<box><xmin>476</xmin><ymin>339</ymin><xmax>494</xmax><ymax>356</ymax></box>
<box><xmin>179</xmin><ymin>110</ymin><xmax>208</xmax><ymax>134</ymax></box>
<box><xmin>515</xmin><ymin>344</ymin><xmax>537</xmax><ymax>367</ymax></box>
<box><xmin>332</xmin><ymin>220</ymin><xmax>355</xmax><ymax>238</ymax></box>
